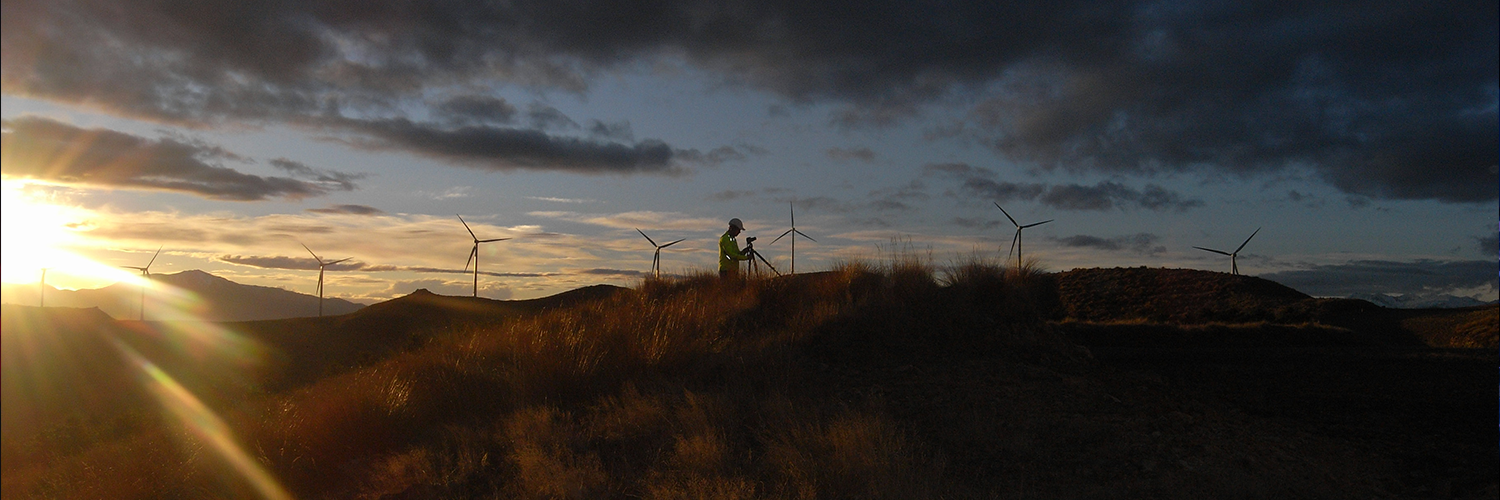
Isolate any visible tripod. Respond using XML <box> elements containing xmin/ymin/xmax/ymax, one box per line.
<box><xmin>744</xmin><ymin>247</ymin><xmax>782</xmax><ymax>277</ymax></box>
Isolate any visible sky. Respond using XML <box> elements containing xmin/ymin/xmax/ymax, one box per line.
<box><xmin>2</xmin><ymin>0</ymin><xmax>1496</xmax><ymax>304</ymax></box>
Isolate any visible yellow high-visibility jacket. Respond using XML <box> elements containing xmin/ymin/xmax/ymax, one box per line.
<box><xmin>719</xmin><ymin>232</ymin><xmax>751</xmax><ymax>272</ymax></box>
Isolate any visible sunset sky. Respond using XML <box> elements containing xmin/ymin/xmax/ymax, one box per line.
<box><xmin>2</xmin><ymin>0</ymin><xmax>1496</xmax><ymax>303</ymax></box>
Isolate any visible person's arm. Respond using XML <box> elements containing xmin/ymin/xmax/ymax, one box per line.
<box><xmin>721</xmin><ymin>234</ymin><xmax>751</xmax><ymax>261</ymax></box>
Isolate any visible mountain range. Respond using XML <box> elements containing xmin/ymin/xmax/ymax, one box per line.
<box><xmin>0</xmin><ymin>270</ymin><xmax>364</xmax><ymax>321</ymax></box>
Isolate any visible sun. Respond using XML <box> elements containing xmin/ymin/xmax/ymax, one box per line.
<box><xmin>0</xmin><ymin>179</ymin><xmax>131</xmax><ymax>288</ymax></box>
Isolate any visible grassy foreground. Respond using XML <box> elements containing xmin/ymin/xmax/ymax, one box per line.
<box><xmin>3</xmin><ymin>259</ymin><xmax>1494</xmax><ymax>498</ymax></box>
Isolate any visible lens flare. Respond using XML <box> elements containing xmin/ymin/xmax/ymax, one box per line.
<box><xmin>111</xmin><ymin>337</ymin><xmax>291</xmax><ymax>500</ymax></box>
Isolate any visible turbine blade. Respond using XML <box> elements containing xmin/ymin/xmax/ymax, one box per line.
<box><xmin>994</xmin><ymin>202</ymin><xmax>1019</xmax><ymax>227</ymax></box>
<box><xmin>1022</xmin><ymin>219</ymin><xmax>1054</xmax><ymax>229</ymax></box>
<box><xmin>457</xmin><ymin>215</ymin><xmax>478</xmax><ymax>240</ymax></box>
<box><xmin>794</xmin><ymin>230</ymin><xmax>817</xmax><ymax>243</ymax></box>
<box><xmin>300</xmin><ymin>242</ymin><xmax>320</xmax><ymax>262</ymax></box>
<box><xmin>789</xmin><ymin>201</ymin><xmax>796</xmax><ymax>226</ymax></box>
<box><xmin>770</xmin><ymin>228</ymin><xmax>794</xmax><ymax>245</ymax></box>
<box><xmin>464</xmin><ymin>246</ymin><xmax>476</xmax><ymax>272</ymax></box>
<box><xmin>636</xmin><ymin>228</ymin><xmax>658</xmax><ymax>247</ymax></box>
<box><xmin>326</xmin><ymin>258</ymin><xmax>352</xmax><ymax>265</ymax></box>
<box><xmin>1008</xmin><ymin>229</ymin><xmax>1020</xmax><ymax>260</ymax></box>
<box><xmin>661</xmin><ymin>239</ymin><xmax>686</xmax><ymax>248</ymax></box>
<box><xmin>1235</xmin><ymin>227</ymin><xmax>1261</xmax><ymax>254</ymax></box>
<box><xmin>1193</xmin><ymin>246</ymin><xmax>1232</xmax><ymax>256</ymax></box>
<box><xmin>479</xmin><ymin>237</ymin><xmax>511</xmax><ymax>243</ymax></box>
<box><xmin>146</xmin><ymin>246</ymin><xmax>163</xmax><ymax>268</ymax></box>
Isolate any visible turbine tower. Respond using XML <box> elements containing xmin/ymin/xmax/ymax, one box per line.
<box><xmin>301</xmin><ymin>243</ymin><xmax>351</xmax><ymax>317</ymax></box>
<box><xmin>38</xmin><ymin>268</ymin><xmax>48</xmax><ymax>307</ymax></box>
<box><xmin>459</xmin><ymin>215</ymin><xmax>511</xmax><ymax>298</ymax></box>
<box><xmin>121</xmin><ymin>246</ymin><xmax>162</xmax><ymax>320</ymax></box>
<box><xmin>1193</xmin><ymin>227</ymin><xmax>1261</xmax><ymax>276</ymax></box>
<box><xmin>995</xmin><ymin>203</ymin><xmax>1053</xmax><ymax>268</ymax></box>
<box><xmin>769</xmin><ymin>201</ymin><xmax>817</xmax><ymax>274</ymax></box>
<box><xmin>636</xmin><ymin>229</ymin><xmax>685</xmax><ymax>279</ymax></box>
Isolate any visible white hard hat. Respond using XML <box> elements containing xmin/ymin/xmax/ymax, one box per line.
<box><xmin>729</xmin><ymin>218</ymin><xmax>744</xmax><ymax>230</ymax></box>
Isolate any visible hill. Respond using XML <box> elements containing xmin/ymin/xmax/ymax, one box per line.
<box><xmin>2</xmin><ymin>264</ymin><xmax>1494</xmax><ymax>499</ymax></box>
<box><xmin>1</xmin><ymin>270</ymin><xmax>364</xmax><ymax>321</ymax></box>
<box><xmin>1055</xmin><ymin>267</ymin><xmax>1498</xmax><ymax>349</ymax></box>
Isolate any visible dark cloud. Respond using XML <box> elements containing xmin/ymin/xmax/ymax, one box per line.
<box><xmin>435</xmin><ymin>95</ymin><xmax>518</xmax><ymax>124</ymax></box>
<box><xmin>0</xmin><ymin>116</ymin><xmax>338</xmax><ymax>200</ymax></box>
<box><xmin>576</xmin><ymin>268</ymin><xmax>647</xmax><ymax>278</ymax></box>
<box><xmin>587</xmin><ymin>120</ymin><xmax>634</xmax><ymax>141</ymax></box>
<box><xmin>937</xmin><ymin>163</ymin><xmax>1203</xmax><ymax>212</ymax></box>
<box><xmin>952</xmin><ymin>217</ymin><xmax>1005</xmax><ymax>230</ymax></box>
<box><xmin>1261</xmin><ymin>260</ymin><xmax>1498</xmax><ymax>298</ymax></box>
<box><xmin>1051</xmin><ymin>233</ymin><xmax>1165</xmax><ymax>255</ymax></box>
<box><xmin>307</xmin><ymin>204</ymin><xmax>386</xmax><ymax>215</ymax></box>
<box><xmin>827</xmin><ymin>147</ymin><xmax>876</xmax><ymax>163</ymax></box>
<box><xmin>868</xmin><ymin>200</ymin><xmax>910</xmax><ymax>212</ymax></box>
<box><xmin>4</xmin><ymin>0</ymin><xmax>1492</xmax><ymax>200</ymax></box>
<box><xmin>324</xmin><ymin>117</ymin><xmax>679</xmax><ymax>175</ymax></box>
<box><xmin>268</xmin><ymin>158</ymin><xmax>366</xmax><ymax>191</ymax></box>
<box><xmin>707</xmin><ymin>187</ymin><xmax>791</xmax><ymax>202</ymax></box>
<box><xmin>674</xmin><ymin>146</ymin><xmax>748</xmax><ymax>167</ymax></box>
<box><xmin>526</xmin><ymin>104</ymin><xmax>579</xmax><ymax>131</ymax></box>
<box><xmin>923</xmin><ymin>162</ymin><xmax>996</xmax><ymax>179</ymax></box>
<box><xmin>220</xmin><ymin>255</ymin><xmax>558</xmax><ymax>278</ymax></box>
<box><xmin>218</xmin><ymin>255</ymin><xmax>362</xmax><ymax>271</ymax></box>
<box><xmin>1479</xmin><ymin>234</ymin><xmax>1498</xmax><ymax>256</ymax></box>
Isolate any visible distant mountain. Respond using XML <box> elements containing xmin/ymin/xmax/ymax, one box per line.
<box><xmin>0</xmin><ymin>270</ymin><xmax>363</xmax><ymax>321</ymax></box>
<box><xmin>1346</xmin><ymin>292</ymin><xmax>1496</xmax><ymax>309</ymax></box>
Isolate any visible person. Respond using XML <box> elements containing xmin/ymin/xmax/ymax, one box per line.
<box><xmin>719</xmin><ymin>218</ymin><xmax>753</xmax><ymax>279</ymax></box>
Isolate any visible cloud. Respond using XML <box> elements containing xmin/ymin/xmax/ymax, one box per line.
<box><xmin>587</xmin><ymin>120</ymin><xmax>634</xmax><ymax>141</ymax></box>
<box><xmin>323</xmin><ymin>117</ymin><xmax>680</xmax><ymax>175</ymax></box>
<box><xmin>527</xmin><ymin>210</ymin><xmax>721</xmax><ymax>230</ymax></box>
<box><xmin>218</xmin><ymin>255</ymin><xmax>363</xmax><ymax>271</ymax></box>
<box><xmin>434</xmin><ymin>95</ymin><xmax>518</xmax><ymax>125</ymax></box>
<box><xmin>0</xmin><ymin>116</ymin><xmax>345</xmax><ymax>200</ymax></box>
<box><xmin>575</xmin><ymin>268</ymin><xmax>647</xmax><ymax>278</ymax></box>
<box><xmin>826</xmin><ymin>147</ymin><xmax>876</xmax><ymax>162</ymax></box>
<box><xmin>267</xmin><ymin>158</ymin><xmax>366</xmax><ymax>191</ymax></box>
<box><xmin>306</xmin><ymin>204</ymin><xmax>386</xmax><ymax>215</ymax></box>
<box><xmin>966</xmin><ymin>179</ymin><xmax>1201</xmax><ymax>213</ymax></box>
<box><xmin>5</xmin><ymin>0</ymin><xmax>1492</xmax><ymax>200</ymax></box>
<box><xmin>1050</xmin><ymin>233</ymin><xmax>1165</xmax><ymax>255</ymax></box>
<box><xmin>933</xmin><ymin>163</ymin><xmax>1203</xmax><ymax>212</ymax></box>
<box><xmin>673</xmin><ymin>146</ymin><xmax>749</xmax><ymax>167</ymax></box>
<box><xmin>526</xmin><ymin>104</ymin><xmax>580</xmax><ymax>131</ymax></box>
<box><xmin>1260</xmin><ymin>259</ymin><xmax>1498</xmax><ymax>298</ymax></box>
<box><xmin>378</xmin><ymin>279</ymin><xmax>514</xmax><ymax>300</ymax></box>
<box><xmin>1478</xmin><ymin>234</ymin><xmax>1499</xmax><ymax>256</ymax></box>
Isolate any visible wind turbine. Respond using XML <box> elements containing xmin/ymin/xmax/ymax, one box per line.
<box><xmin>995</xmin><ymin>203</ymin><xmax>1053</xmax><ymax>268</ymax></box>
<box><xmin>1193</xmin><ymin>227</ymin><xmax>1261</xmax><ymax>276</ymax></box>
<box><xmin>769</xmin><ymin>201</ymin><xmax>817</xmax><ymax>274</ymax></box>
<box><xmin>636</xmin><ymin>229</ymin><xmax>685</xmax><ymax>279</ymax></box>
<box><xmin>459</xmin><ymin>215</ymin><xmax>511</xmax><ymax>298</ymax></box>
<box><xmin>38</xmin><ymin>268</ymin><xmax>48</xmax><ymax>307</ymax></box>
<box><xmin>121</xmin><ymin>246</ymin><xmax>162</xmax><ymax>320</ymax></box>
<box><xmin>301</xmin><ymin>243</ymin><xmax>351</xmax><ymax>317</ymax></box>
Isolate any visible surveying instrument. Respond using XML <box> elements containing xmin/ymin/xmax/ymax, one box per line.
<box><xmin>741</xmin><ymin>237</ymin><xmax>781</xmax><ymax>277</ymax></box>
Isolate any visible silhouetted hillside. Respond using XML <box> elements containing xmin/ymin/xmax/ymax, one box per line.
<box><xmin>1</xmin><ymin>270</ymin><xmax>363</xmax><ymax>321</ymax></box>
<box><xmin>1055</xmin><ymin>267</ymin><xmax>1311</xmax><ymax>323</ymax></box>
<box><xmin>3</xmin><ymin>264</ymin><xmax>1493</xmax><ymax>499</ymax></box>
<box><xmin>236</xmin><ymin>285</ymin><xmax>628</xmax><ymax>390</ymax></box>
